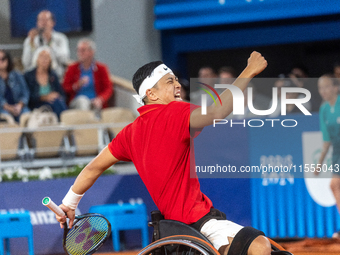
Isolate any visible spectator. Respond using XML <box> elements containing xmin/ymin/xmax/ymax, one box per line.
<box><xmin>191</xmin><ymin>66</ymin><xmax>218</xmax><ymax>105</ymax></box>
<box><xmin>316</xmin><ymin>74</ymin><xmax>340</xmax><ymax>238</ymax></box>
<box><xmin>218</xmin><ymin>66</ymin><xmax>237</xmax><ymax>85</ymax></box>
<box><xmin>63</xmin><ymin>38</ymin><xmax>113</xmax><ymax>111</ymax></box>
<box><xmin>289</xmin><ymin>66</ymin><xmax>321</xmax><ymax>111</ymax></box>
<box><xmin>24</xmin><ymin>46</ymin><xmax>67</xmax><ymax>119</ymax></box>
<box><xmin>289</xmin><ymin>66</ymin><xmax>309</xmax><ymax>88</ymax></box>
<box><xmin>198</xmin><ymin>66</ymin><xmax>218</xmax><ymax>80</ymax></box>
<box><xmin>22</xmin><ymin>10</ymin><xmax>70</xmax><ymax>78</ymax></box>
<box><xmin>0</xmin><ymin>50</ymin><xmax>30</xmax><ymax>122</ymax></box>
<box><xmin>212</xmin><ymin>66</ymin><xmax>238</xmax><ymax>105</ymax></box>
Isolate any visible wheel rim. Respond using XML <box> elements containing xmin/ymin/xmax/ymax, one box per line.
<box><xmin>138</xmin><ymin>239</ymin><xmax>212</xmax><ymax>255</ymax></box>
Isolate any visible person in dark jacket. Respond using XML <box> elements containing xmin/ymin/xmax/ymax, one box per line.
<box><xmin>0</xmin><ymin>50</ymin><xmax>30</xmax><ymax>122</ymax></box>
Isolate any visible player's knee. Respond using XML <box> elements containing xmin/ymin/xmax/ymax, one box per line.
<box><xmin>247</xmin><ymin>236</ymin><xmax>271</xmax><ymax>255</ymax></box>
<box><xmin>218</xmin><ymin>244</ymin><xmax>229</xmax><ymax>255</ymax></box>
<box><xmin>218</xmin><ymin>237</ymin><xmax>233</xmax><ymax>255</ymax></box>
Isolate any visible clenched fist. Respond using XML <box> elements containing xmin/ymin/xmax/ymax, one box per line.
<box><xmin>247</xmin><ymin>51</ymin><xmax>268</xmax><ymax>76</ymax></box>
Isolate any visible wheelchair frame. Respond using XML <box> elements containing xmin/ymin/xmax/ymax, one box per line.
<box><xmin>137</xmin><ymin>211</ymin><xmax>293</xmax><ymax>255</ymax></box>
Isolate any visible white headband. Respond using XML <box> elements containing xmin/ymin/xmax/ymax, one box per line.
<box><xmin>133</xmin><ymin>64</ymin><xmax>173</xmax><ymax>105</ymax></box>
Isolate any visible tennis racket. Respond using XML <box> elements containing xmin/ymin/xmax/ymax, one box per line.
<box><xmin>42</xmin><ymin>197</ymin><xmax>111</xmax><ymax>255</ymax></box>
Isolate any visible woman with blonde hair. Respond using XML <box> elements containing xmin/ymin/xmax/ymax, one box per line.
<box><xmin>24</xmin><ymin>46</ymin><xmax>67</xmax><ymax>118</ymax></box>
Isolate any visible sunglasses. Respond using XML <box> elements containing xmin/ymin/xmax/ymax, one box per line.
<box><xmin>0</xmin><ymin>56</ymin><xmax>7</xmax><ymax>62</ymax></box>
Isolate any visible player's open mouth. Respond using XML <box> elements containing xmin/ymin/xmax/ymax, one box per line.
<box><xmin>174</xmin><ymin>91</ymin><xmax>182</xmax><ymax>100</ymax></box>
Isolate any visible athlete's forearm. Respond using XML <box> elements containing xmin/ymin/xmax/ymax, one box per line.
<box><xmin>190</xmin><ymin>52</ymin><xmax>267</xmax><ymax>129</ymax></box>
<box><xmin>209</xmin><ymin>67</ymin><xmax>254</xmax><ymax>118</ymax></box>
<box><xmin>71</xmin><ymin>146</ymin><xmax>119</xmax><ymax>194</ymax></box>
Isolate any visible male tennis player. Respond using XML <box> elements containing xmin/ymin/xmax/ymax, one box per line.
<box><xmin>56</xmin><ymin>51</ymin><xmax>271</xmax><ymax>255</ymax></box>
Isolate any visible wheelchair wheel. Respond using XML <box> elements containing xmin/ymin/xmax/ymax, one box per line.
<box><xmin>138</xmin><ymin>235</ymin><xmax>219</xmax><ymax>255</ymax></box>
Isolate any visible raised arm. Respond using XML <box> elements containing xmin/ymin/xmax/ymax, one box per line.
<box><xmin>56</xmin><ymin>146</ymin><xmax>119</xmax><ymax>227</ymax></box>
<box><xmin>190</xmin><ymin>51</ymin><xmax>267</xmax><ymax>129</ymax></box>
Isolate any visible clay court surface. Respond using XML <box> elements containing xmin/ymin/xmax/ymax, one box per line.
<box><xmin>96</xmin><ymin>238</ymin><xmax>340</xmax><ymax>255</ymax></box>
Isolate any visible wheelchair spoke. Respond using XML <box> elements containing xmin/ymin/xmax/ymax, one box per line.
<box><xmin>175</xmin><ymin>244</ymin><xmax>179</xmax><ymax>255</ymax></box>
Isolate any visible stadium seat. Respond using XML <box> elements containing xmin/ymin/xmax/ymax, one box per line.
<box><xmin>0</xmin><ymin>117</ymin><xmax>23</xmax><ymax>161</ymax></box>
<box><xmin>0</xmin><ymin>211</ymin><xmax>34</xmax><ymax>255</ymax></box>
<box><xmin>30</xmin><ymin>126</ymin><xmax>66</xmax><ymax>158</ymax></box>
<box><xmin>19</xmin><ymin>112</ymin><xmax>66</xmax><ymax>158</ymax></box>
<box><xmin>61</xmin><ymin>109</ymin><xmax>100</xmax><ymax>156</ymax></box>
<box><xmin>89</xmin><ymin>203</ymin><xmax>148</xmax><ymax>251</ymax></box>
<box><xmin>101</xmin><ymin>107</ymin><xmax>136</xmax><ymax>135</ymax></box>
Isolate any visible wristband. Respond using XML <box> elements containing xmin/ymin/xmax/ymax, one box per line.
<box><xmin>62</xmin><ymin>186</ymin><xmax>84</xmax><ymax>210</ymax></box>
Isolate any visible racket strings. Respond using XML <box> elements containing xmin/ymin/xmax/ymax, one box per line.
<box><xmin>65</xmin><ymin>217</ymin><xmax>109</xmax><ymax>255</ymax></box>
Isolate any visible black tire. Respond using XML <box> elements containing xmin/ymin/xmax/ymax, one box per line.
<box><xmin>138</xmin><ymin>235</ymin><xmax>220</xmax><ymax>255</ymax></box>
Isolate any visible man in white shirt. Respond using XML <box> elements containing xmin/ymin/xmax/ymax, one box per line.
<box><xmin>22</xmin><ymin>10</ymin><xmax>70</xmax><ymax>78</ymax></box>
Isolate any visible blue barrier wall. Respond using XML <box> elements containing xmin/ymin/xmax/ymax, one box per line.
<box><xmin>155</xmin><ymin>0</ymin><xmax>340</xmax><ymax>30</ymax></box>
<box><xmin>194</xmin><ymin>113</ymin><xmax>340</xmax><ymax>238</ymax></box>
<box><xmin>156</xmin><ymin>1</ymin><xmax>340</xmax><ymax>78</ymax></box>
<box><xmin>0</xmin><ymin>173</ymin><xmax>252</xmax><ymax>254</ymax></box>
<box><xmin>0</xmin><ymin>175</ymin><xmax>156</xmax><ymax>254</ymax></box>
<box><xmin>248</xmin><ymin>114</ymin><xmax>340</xmax><ymax>238</ymax></box>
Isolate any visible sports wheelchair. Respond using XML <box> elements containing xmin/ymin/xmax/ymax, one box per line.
<box><xmin>137</xmin><ymin>211</ymin><xmax>293</xmax><ymax>255</ymax></box>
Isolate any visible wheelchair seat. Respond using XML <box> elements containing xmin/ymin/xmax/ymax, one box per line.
<box><xmin>149</xmin><ymin>210</ymin><xmax>212</xmax><ymax>244</ymax></box>
<box><xmin>158</xmin><ymin>219</ymin><xmax>212</xmax><ymax>244</ymax></box>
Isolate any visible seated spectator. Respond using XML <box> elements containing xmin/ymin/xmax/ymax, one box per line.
<box><xmin>24</xmin><ymin>46</ymin><xmax>67</xmax><ymax>118</ymax></box>
<box><xmin>218</xmin><ymin>66</ymin><xmax>237</xmax><ymax>84</ymax></box>
<box><xmin>209</xmin><ymin>66</ymin><xmax>238</xmax><ymax>105</ymax></box>
<box><xmin>289</xmin><ymin>65</ymin><xmax>321</xmax><ymax>112</ymax></box>
<box><xmin>63</xmin><ymin>38</ymin><xmax>113</xmax><ymax>111</ymax></box>
<box><xmin>0</xmin><ymin>50</ymin><xmax>30</xmax><ymax>122</ymax></box>
<box><xmin>191</xmin><ymin>66</ymin><xmax>218</xmax><ymax>105</ymax></box>
<box><xmin>22</xmin><ymin>10</ymin><xmax>70</xmax><ymax>78</ymax></box>
<box><xmin>198</xmin><ymin>66</ymin><xmax>218</xmax><ymax>80</ymax></box>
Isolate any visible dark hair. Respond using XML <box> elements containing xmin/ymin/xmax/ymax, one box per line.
<box><xmin>199</xmin><ymin>66</ymin><xmax>216</xmax><ymax>73</ymax></box>
<box><xmin>0</xmin><ymin>50</ymin><xmax>14</xmax><ymax>73</ymax></box>
<box><xmin>218</xmin><ymin>66</ymin><xmax>237</xmax><ymax>77</ymax></box>
<box><xmin>132</xmin><ymin>61</ymin><xmax>163</xmax><ymax>95</ymax></box>
<box><xmin>333</xmin><ymin>62</ymin><xmax>340</xmax><ymax>69</ymax></box>
<box><xmin>290</xmin><ymin>65</ymin><xmax>309</xmax><ymax>77</ymax></box>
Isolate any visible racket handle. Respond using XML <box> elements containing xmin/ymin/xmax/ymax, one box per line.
<box><xmin>42</xmin><ymin>197</ymin><xmax>65</xmax><ymax>217</ymax></box>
